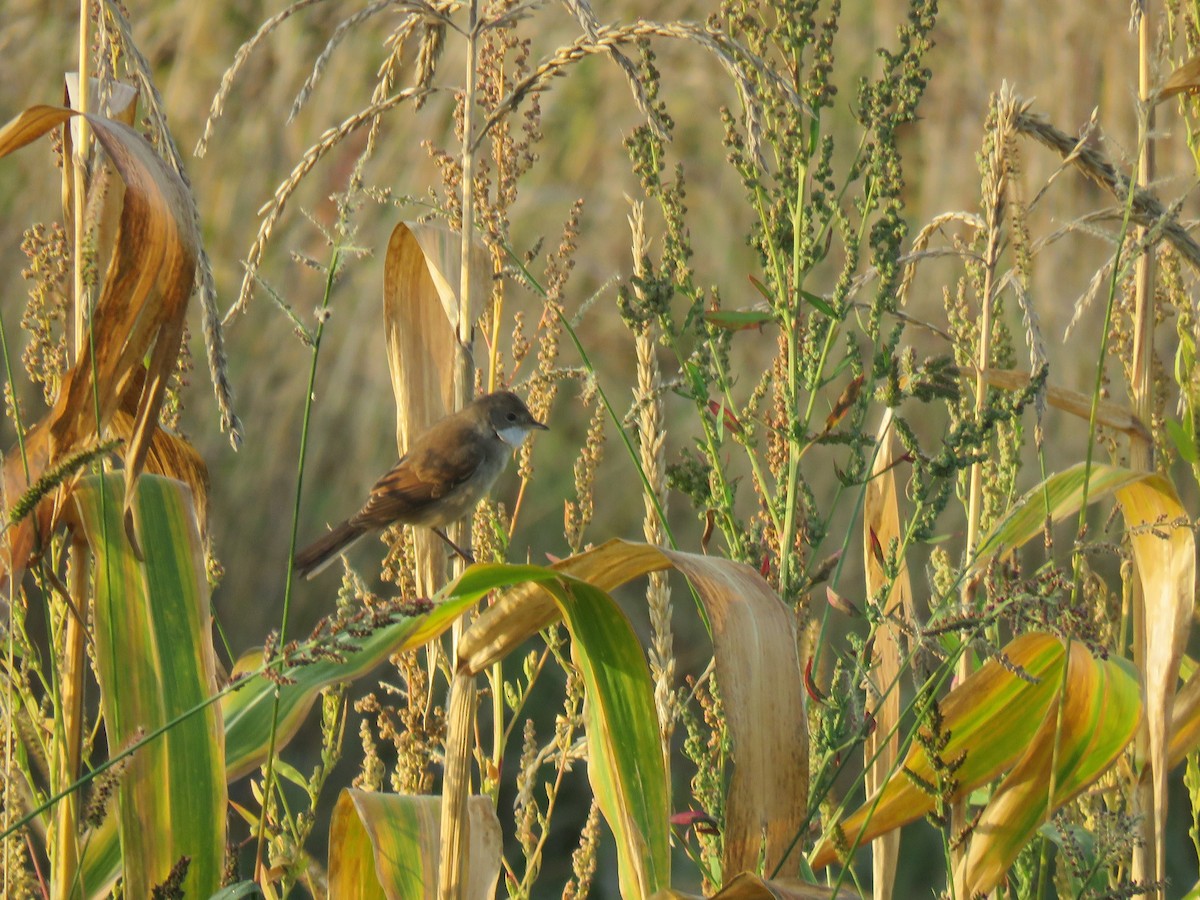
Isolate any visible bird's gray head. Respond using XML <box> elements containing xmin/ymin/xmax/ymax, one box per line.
<box><xmin>478</xmin><ymin>391</ymin><xmax>548</xmax><ymax>446</ymax></box>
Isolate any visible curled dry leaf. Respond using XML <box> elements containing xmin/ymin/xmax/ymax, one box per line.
<box><xmin>1117</xmin><ymin>475</ymin><xmax>1194</xmax><ymax>887</ymax></box>
<box><xmin>109</xmin><ymin>411</ymin><xmax>210</xmax><ymax>532</ymax></box>
<box><xmin>861</xmin><ymin>409</ymin><xmax>912</xmax><ymax>899</ymax></box>
<box><xmin>454</xmin><ymin>539</ymin><xmax>807</xmax><ymax>879</ymax></box>
<box><xmin>64</xmin><ymin>75</ymin><xmax>139</xmax><ymax>284</ymax></box>
<box><xmin>383</xmin><ymin>221</ymin><xmax>487</xmax><ymax>449</ymax></box>
<box><xmin>382</xmin><ymin>221</ymin><xmax>489</xmax><ymax>592</ymax></box>
<box><xmin>0</xmin><ymin>105</ymin><xmax>198</xmax><ymax>583</ymax></box>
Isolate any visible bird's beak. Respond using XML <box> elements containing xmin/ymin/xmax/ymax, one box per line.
<box><xmin>532</xmin><ymin>419</ymin><xmax>549</xmax><ymax>431</ymax></box>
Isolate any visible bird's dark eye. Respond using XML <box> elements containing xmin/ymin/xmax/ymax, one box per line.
<box><xmin>507</xmin><ymin>412</ymin><xmax>518</xmax><ymax>421</ymax></box>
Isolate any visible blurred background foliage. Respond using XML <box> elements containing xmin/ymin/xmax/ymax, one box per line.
<box><xmin>0</xmin><ymin>1</ymin><xmax>1171</xmax><ymax>645</ymax></box>
<box><xmin>2</xmin><ymin>1</ymin><xmax>1198</xmax><ymax>895</ymax></box>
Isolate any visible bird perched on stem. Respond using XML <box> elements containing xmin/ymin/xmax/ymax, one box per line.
<box><xmin>294</xmin><ymin>391</ymin><xmax>546</xmax><ymax>579</ymax></box>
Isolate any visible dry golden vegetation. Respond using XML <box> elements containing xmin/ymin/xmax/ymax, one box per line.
<box><xmin>3</xmin><ymin>1</ymin><xmax>1200</xmax><ymax>898</ymax></box>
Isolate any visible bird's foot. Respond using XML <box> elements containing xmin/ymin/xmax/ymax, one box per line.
<box><xmin>431</xmin><ymin>527</ymin><xmax>476</xmax><ymax>565</ymax></box>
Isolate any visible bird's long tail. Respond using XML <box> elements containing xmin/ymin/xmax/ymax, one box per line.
<box><xmin>294</xmin><ymin>520</ymin><xmax>368</xmax><ymax>580</ymax></box>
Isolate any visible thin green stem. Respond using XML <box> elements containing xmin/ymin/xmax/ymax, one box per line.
<box><xmin>776</xmin><ymin>166</ymin><xmax>808</xmax><ymax>597</ymax></box>
<box><xmin>0</xmin><ymin>305</ymin><xmax>21</xmax><ymax>900</ymax></box>
<box><xmin>505</xmin><ymin>249</ymin><xmax>679</xmax><ymax>553</ymax></box>
<box><xmin>1069</xmin><ymin>143</ymin><xmax>1143</xmax><ymax>604</ymax></box>
<box><xmin>252</xmin><ymin>245</ymin><xmax>343</xmax><ymax>881</ymax></box>
<box><xmin>555</xmin><ymin>309</ymin><xmax>677</xmax><ymax>552</ymax></box>
<box><xmin>708</xmin><ymin>348</ymin><xmax>779</xmax><ymax>537</ymax></box>
<box><xmin>642</xmin><ymin>138</ymin><xmax>746</xmax><ymax>559</ymax></box>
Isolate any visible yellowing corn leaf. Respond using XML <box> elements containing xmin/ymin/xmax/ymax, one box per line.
<box><xmin>860</xmin><ymin>410</ymin><xmax>911</xmax><ymax>899</ymax></box>
<box><xmin>970</xmin><ymin>462</ymin><xmax>1148</xmax><ymax>570</ymax></box>
<box><xmin>970</xmin><ymin>463</ymin><xmax>1191</xmax><ymax>888</ymax></box>
<box><xmin>451</xmin><ymin>544</ymin><xmax>806</xmax><ymax>893</ymax></box>
<box><xmin>811</xmin><ymin>633</ymin><xmax>1140</xmax><ymax>871</ymax></box>
<box><xmin>71</xmin><ymin>475</ymin><xmax>225</xmax><ymax>897</ymax></box>
<box><xmin>0</xmin><ymin>105</ymin><xmax>197</xmax><ymax>580</ymax></box>
<box><xmin>553</xmin><ymin>577</ymin><xmax>671</xmax><ymax>897</ymax></box>
<box><xmin>1115</xmin><ymin>476</ymin><xmax>1194</xmax><ymax>886</ymax></box>
<box><xmin>955</xmin><ymin>646</ymin><xmax>1141</xmax><ymax>895</ymax></box>
<box><xmin>660</xmin><ymin>549</ymin><xmax>807</xmax><ymax>879</ymax></box>
<box><xmin>331</xmin><ymin>797</ymin><xmax>386</xmax><ymax>900</ymax></box>
<box><xmin>328</xmin><ymin>790</ymin><xmax>501</xmax><ymax>900</ymax></box>
<box><xmin>381</xmin><ymin>221</ymin><xmax>489</xmax><ymax>591</ymax></box>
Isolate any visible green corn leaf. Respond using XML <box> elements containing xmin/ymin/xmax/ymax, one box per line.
<box><xmin>546</xmin><ymin>576</ymin><xmax>671</xmax><ymax>898</ymax></box>
<box><xmin>222</xmin><ymin>568</ymin><xmax>517</xmax><ymax>781</ymax></box>
<box><xmin>73</xmin><ymin>474</ymin><xmax>225</xmax><ymax>898</ymax></box>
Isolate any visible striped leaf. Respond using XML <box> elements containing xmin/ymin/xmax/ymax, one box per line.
<box><xmin>811</xmin><ymin>632</ymin><xmax>1140</xmax><ymax>892</ymax></box>
<box><xmin>73</xmin><ymin>474</ymin><xmax>224</xmax><ymax>898</ymax></box>
<box><xmin>552</xmin><ymin>577</ymin><xmax>671</xmax><ymax>897</ymax></box>
<box><xmin>450</xmin><ymin>545</ymin><xmax>804</xmax><ymax>893</ymax></box>
<box><xmin>223</xmin><ymin>570</ymin><xmax>505</xmax><ymax>780</ymax></box>
<box><xmin>956</xmin><ymin>645</ymin><xmax>1140</xmax><ymax>893</ymax></box>
<box><xmin>327</xmin><ymin>790</ymin><xmax>501</xmax><ymax>899</ymax></box>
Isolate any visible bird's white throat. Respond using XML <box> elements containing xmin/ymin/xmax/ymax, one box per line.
<box><xmin>497</xmin><ymin>425</ymin><xmax>531</xmax><ymax>447</ymax></box>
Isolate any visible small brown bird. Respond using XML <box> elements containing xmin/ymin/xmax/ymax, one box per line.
<box><xmin>294</xmin><ymin>391</ymin><xmax>546</xmax><ymax>579</ymax></box>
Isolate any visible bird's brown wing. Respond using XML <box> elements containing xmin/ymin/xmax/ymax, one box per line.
<box><xmin>351</xmin><ymin>438</ymin><xmax>485</xmax><ymax>528</ymax></box>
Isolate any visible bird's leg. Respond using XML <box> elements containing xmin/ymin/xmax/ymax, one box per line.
<box><xmin>431</xmin><ymin>527</ymin><xmax>476</xmax><ymax>564</ymax></box>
